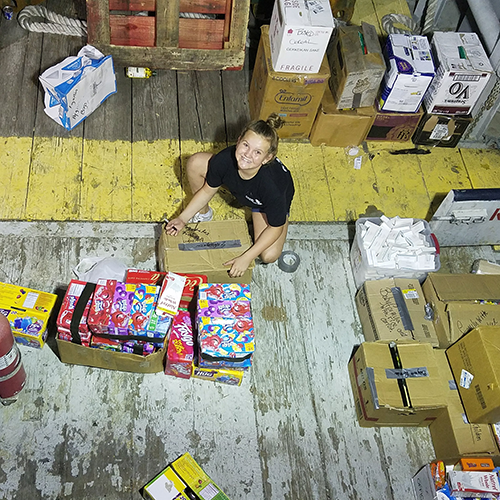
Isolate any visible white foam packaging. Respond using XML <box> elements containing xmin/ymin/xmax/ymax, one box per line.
<box><xmin>379</xmin><ymin>34</ymin><xmax>435</xmax><ymax>113</ymax></box>
<box><xmin>269</xmin><ymin>0</ymin><xmax>335</xmax><ymax>74</ymax></box>
<box><xmin>424</xmin><ymin>31</ymin><xmax>495</xmax><ymax>116</ymax></box>
<box><xmin>350</xmin><ymin>216</ymin><xmax>440</xmax><ymax>289</ymax></box>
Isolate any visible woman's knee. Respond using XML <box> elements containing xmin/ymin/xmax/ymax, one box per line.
<box><xmin>260</xmin><ymin>247</ymin><xmax>281</xmax><ymax>264</ymax></box>
<box><xmin>186</xmin><ymin>152</ymin><xmax>212</xmax><ymax>177</ymax></box>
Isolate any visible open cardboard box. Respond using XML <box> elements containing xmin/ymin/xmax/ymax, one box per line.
<box><xmin>158</xmin><ymin>219</ymin><xmax>254</xmax><ymax>284</ymax></box>
<box><xmin>422</xmin><ymin>273</ymin><xmax>500</xmax><ymax>348</ymax></box>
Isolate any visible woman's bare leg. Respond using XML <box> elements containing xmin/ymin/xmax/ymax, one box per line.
<box><xmin>252</xmin><ymin>211</ymin><xmax>289</xmax><ymax>263</ymax></box>
<box><xmin>185</xmin><ymin>152</ymin><xmax>213</xmax><ymax>214</ymax></box>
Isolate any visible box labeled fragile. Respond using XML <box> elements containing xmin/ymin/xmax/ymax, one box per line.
<box><xmin>327</xmin><ymin>22</ymin><xmax>386</xmax><ymax>110</ymax></box>
<box><xmin>0</xmin><ymin>282</ymin><xmax>57</xmax><ymax>349</ymax></box>
<box><xmin>348</xmin><ymin>341</ymin><xmax>446</xmax><ymax>427</ymax></box>
<box><xmin>421</xmin><ymin>273</ymin><xmax>500</xmax><ymax>348</ymax></box>
<box><xmin>249</xmin><ymin>25</ymin><xmax>330</xmax><ymax>139</ymax></box>
<box><xmin>424</xmin><ymin>32</ymin><xmax>494</xmax><ymax>115</ymax></box>
<box><xmin>158</xmin><ymin>219</ymin><xmax>254</xmax><ymax>284</ymax></box>
<box><xmin>380</xmin><ymin>34</ymin><xmax>435</xmax><ymax>113</ymax></box>
<box><xmin>355</xmin><ymin>278</ymin><xmax>438</xmax><ymax>346</ymax></box>
<box><xmin>269</xmin><ymin>0</ymin><xmax>334</xmax><ymax>74</ymax></box>
<box><xmin>446</xmin><ymin>326</ymin><xmax>500</xmax><ymax>424</ymax></box>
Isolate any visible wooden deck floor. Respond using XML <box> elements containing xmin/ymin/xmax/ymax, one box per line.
<box><xmin>1</xmin><ymin>0</ymin><xmax>499</xmax><ymax>225</ymax></box>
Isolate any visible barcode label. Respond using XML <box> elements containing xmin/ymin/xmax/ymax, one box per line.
<box><xmin>23</xmin><ymin>292</ymin><xmax>39</xmax><ymax>309</ymax></box>
<box><xmin>475</xmin><ymin>384</ymin><xmax>487</xmax><ymax>409</ymax></box>
<box><xmin>200</xmin><ymin>483</ymin><xmax>219</xmax><ymax>500</ymax></box>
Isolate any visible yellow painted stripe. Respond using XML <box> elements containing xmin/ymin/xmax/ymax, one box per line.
<box><xmin>460</xmin><ymin>149</ymin><xmax>500</xmax><ymax>189</ymax></box>
<box><xmin>323</xmin><ymin>145</ymin><xmax>382</xmax><ymax>221</ymax></box>
<box><xmin>81</xmin><ymin>139</ymin><xmax>133</xmax><ymax>221</ymax></box>
<box><xmin>26</xmin><ymin>136</ymin><xmax>83</xmax><ymax>221</ymax></box>
<box><xmin>132</xmin><ymin>139</ymin><xmax>184</xmax><ymax>222</ymax></box>
<box><xmin>0</xmin><ymin>137</ymin><xmax>31</xmax><ymax>219</ymax></box>
<box><xmin>279</xmin><ymin>142</ymin><xmax>334</xmax><ymax>222</ymax></box>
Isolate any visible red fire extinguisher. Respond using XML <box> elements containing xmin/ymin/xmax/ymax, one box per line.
<box><xmin>0</xmin><ymin>313</ymin><xmax>26</xmax><ymax>404</ymax></box>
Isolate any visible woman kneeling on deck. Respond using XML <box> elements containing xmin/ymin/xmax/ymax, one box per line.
<box><xmin>165</xmin><ymin>113</ymin><xmax>295</xmax><ymax>279</ymax></box>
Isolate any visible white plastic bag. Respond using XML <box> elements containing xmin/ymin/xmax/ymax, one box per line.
<box><xmin>73</xmin><ymin>257</ymin><xmax>127</xmax><ymax>283</ymax></box>
<box><xmin>39</xmin><ymin>45</ymin><xmax>117</xmax><ymax>130</ymax></box>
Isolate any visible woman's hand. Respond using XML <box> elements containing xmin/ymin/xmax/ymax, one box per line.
<box><xmin>224</xmin><ymin>255</ymin><xmax>253</xmax><ymax>278</ymax></box>
<box><xmin>165</xmin><ymin>218</ymin><xmax>186</xmax><ymax>236</ymax></box>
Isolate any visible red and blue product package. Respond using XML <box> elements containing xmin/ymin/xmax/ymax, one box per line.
<box><xmin>198</xmin><ymin>283</ymin><xmax>251</xmax><ymax>302</ymax></box>
<box><xmin>165</xmin><ymin>310</ymin><xmax>194</xmax><ymax>379</ymax></box>
<box><xmin>108</xmin><ymin>282</ymin><xmax>136</xmax><ymax>335</ymax></box>
<box><xmin>87</xmin><ymin>279</ymin><xmax>117</xmax><ymax>334</ymax></box>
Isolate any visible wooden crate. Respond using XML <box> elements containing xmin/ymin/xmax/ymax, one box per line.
<box><xmin>86</xmin><ymin>0</ymin><xmax>250</xmax><ymax>70</ymax></box>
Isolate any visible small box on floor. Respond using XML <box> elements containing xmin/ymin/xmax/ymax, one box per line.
<box><xmin>412</xmin><ymin>112</ymin><xmax>472</xmax><ymax>148</ymax></box>
<box><xmin>348</xmin><ymin>341</ymin><xmax>446</xmax><ymax>427</ymax></box>
<box><xmin>327</xmin><ymin>22</ymin><xmax>386</xmax><ymax>110</ymax></box>
<box><xmin>355</xmin><ymin>278</ymin><xmax>438</xmax><ymax>346</ymax></box>
<box><xmin>380</xmin><ymin>34</ymin><xmax>435</xmax><ymax>113</ymax></box>
<box><xmin>424</xmin><ymin>31</ymin><xmax>494</xmax><ymax>116</ymax></box>
<box><xmin>0</xmin><ymin>282</ymin><xmax>58</xmax><ymax>349</ymax></box>
<box><xmin>143</xmin><ymin>452</ymin><xmax>231</xmax><ymax>500</ymax></box>
<box><xmin>365</xmin><ymin>102</ymin><xmax>424</xmax><ymax>141</ymax></box>
<box><xmin>269</xmin><ymin>0</ymin><xmax>334</xmax><ymax>74</ymax></box>
<box><xmin>446</xmin><ymin>326</ymin><xmax>500</xmax><ymax>424</ymax></box>
<box><xmin>192</xmin><ymin>366</ymin><xmax>244</xmax><ymax>386</ymax></box>
<box><xmin>429</xmin><ymin>350</ymin><xmax>500</xmax><ymax>464</ymax></box>
<box><xmin>158</xmin><ymin>220</ymin><xmax>254</xmax><ymax>284</ymax></box>
<box><xmin>249</xmin><ymin>25</ymin><xmax>330</xmax><ymax>140</ymax></box>
<box><xmin>309</xmin><ymin>86</ymin><xmax>375</xmax><ymax>147</ymax></box>
<box><xmin>421</xmin><ymin>273</ymin><xmax>500</xmax><ymax>348</ymax></box>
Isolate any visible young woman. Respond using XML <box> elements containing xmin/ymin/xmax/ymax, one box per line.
<box><xmin>165</xmin><ymin>114</ymin><xmax>294</xmax><ymax>278</ymax></box>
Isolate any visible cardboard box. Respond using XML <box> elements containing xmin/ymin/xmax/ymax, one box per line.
<box><xmin>269</xmin><ymin>0</ymin><xmax>334</xmax><ymax>74</ymax></box>
<box><xmin>421</xmin><ymin>273</ymin><xmax>500</xmax><ymax>348</ymax></box>
<box><xmin>412</xmin><ymin>464</ymin><xmax>442</xmax><ymax>500</ymax></box>
<box><xmin>143</xmin><ymin>452</ymin><xmax>231</xmax><ymax>500</ymax></box>
<box><xmin>348</xmin><ymin>341</ymin><xmax>446</xmax><ymax>427</ymax></box>
<box><xmin>327</xmin><ymin>22</ymin><xmax>386</xmax><ymax>110</ymax></box>
<box><xmin>429</xmin><ymin>349</ymin><xmax>500</xmax><ymax>463</ymax></box>
<box><xmin>158</xmin><ymin>219</ymin><xmax>254</xmax><ymax>284</ymax></box>
<box><xmin>424</xmin><ymin>32</ymin><xmax>495</xmax><ymax>115</ymax></box>
<box><xmin>365</xmin><ymin>103</ymin><xmax>424</xmax><ymax>141</ymax></box>
<box><xmin>472</xmin><ymin>260</ymin><xmax>500</xmax><ymax>275</ymax></box>
<box><xmin>249</xmin><ymin>25</ymin><xmax>330</xmax><ymax>139</ymax></box>
<box><xmin>355</xmin><ymin>278</ymin><xmax>438</xmax><ymax>346</ymax></box>
<box><xmin>0</xmin><ymin>282</ymin><xmax>58</xmax><ymax>349</ymax></box>
<box><xmin>380</xmin><ymin>34</ymin><xmax>435</xmax><ymax>113</ymax></box>
<box><xmin>412</xmin><ymin>112</ymin><xmax>472</xmax><ymax>148</ymax></box>
<box><xmin>309</xmin><ymin>85</ymin><xmax>375</xmax><ymax>147</ymax></box>
<box><xmin>446</xmin><ymin>326</ymin><xmax>500</xmax><ymax>424</ymax></box>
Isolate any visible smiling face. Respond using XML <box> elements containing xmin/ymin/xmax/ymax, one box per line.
<box><xmin>235</xmin><ymin>131</ymin><xmax>273</xmax><ymax>179</ymax></box>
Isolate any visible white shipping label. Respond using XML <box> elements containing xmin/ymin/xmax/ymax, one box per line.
<box><xmin>429</xmin><ymin>123</ymin><xmax>450</xmax><ymax>140</ymax></box>
<box><xmin>402</xmin><ymin>288</ymin><xmax>419</xmax><ymax>299</ymax></box>
<box><xmin>460</xmin><ymin>368</ymin><xmax>474</xmax><ymax>389</ymax></box>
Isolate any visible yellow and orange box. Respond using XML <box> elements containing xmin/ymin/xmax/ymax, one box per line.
<box><xmin>0</xmin><ymin>282</ymin><xmax>57</xmax><ymax>348</ymax></box>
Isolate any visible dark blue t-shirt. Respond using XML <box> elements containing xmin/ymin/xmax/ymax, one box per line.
<box><xmin>206</xmin><ymin>145</ymin><xmax>294</xmax><ymax>227</ymax></box>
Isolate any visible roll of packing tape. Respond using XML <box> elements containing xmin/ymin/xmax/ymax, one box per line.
<box><xmin>278</xmin><ymin>251</ymin><xmax>300</xmax><ymax>273</ymax></box>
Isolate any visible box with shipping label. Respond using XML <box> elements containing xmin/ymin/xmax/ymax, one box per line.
<box><xmin>192</xmin><ymin>366</ymin><xmax>244</xmax><ymax>386</ymax></box>
<box><xmin>355</xmin><ymin>278</ymin><xmax>438</xmax><ymax>346</ymax></box>
<box><xmin>446</xmin><ymin>326</ymin><xmax>500</xmax><ymax>424</ymax></box>
<box><xmin>421</xmin><ymin>273</ymin><xmax>500</xmax><ymax>348</ymax></box>
<box><xmin>309</xmin><ymin>85</ymin><xmax>375</xmax><ymax>147</ymax></box>
<box><xmin>365</xmin><ymin>102</ymin><xmax>424</xmax><ymax>141</ymax></box>
<box><xmin>269</xmin><ymin>0</ymin><xmax>334</xmax><ymax>74</ymax></box>
<box><xmin>143</xmin><ymin>452</ymin><xmax>231</xmax><ymax>500</ymax></box>
<box><xmin>429</xmin><ymin>349</ymin><xmax>500</xmax><ymax>464</ymax></box>
<box><xmin>348</xmin><ymin>341</ymin><xmax>446</xmax><ymax>427</ymax></box>
<box><xmin>327</xmin><ymin>22</ymin><xmax>386</xmax><ymax>110</ymax></box>
<box><xmin>380</xmin><ymin>34</ymin><xmax>435</xmax><ymax>113</ymax></box>
<box><xmin>0</xmin><ymin>282</ymin><xmax>58</xmax><ymax>349</ymax></box>
<box><xmin>249</xmin><ymin>25</ymin><xmax>330</xmax><ymax>139</ymax></box>
<box><xmin>412</xmin><ymin>112</ymin><xmax>472</xmax><ymax>148</ymax></box>
<box><xmin>424</xmin><ymin>32</ymin><xmax>495</xmax><ymax>116</ymax></box>
<box><xmin>158</xmin><ymin>219</ymin><xmax>254</xmax><ymax>284</ymax></box>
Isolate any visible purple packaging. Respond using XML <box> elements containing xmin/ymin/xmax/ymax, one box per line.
<box><xmin>198</xmin><ymin>283</ymin><xmax>251</xmax><ymax>302</ymax></box>
<box><xmin>108</xmin><ymin>283</ymin><xmax>136</xmax><ymax>335</ymax></box>
<box><xmin>197</xmin><ymin>299</ymin><xmax>252</xmax><ymax>320</ymax></box>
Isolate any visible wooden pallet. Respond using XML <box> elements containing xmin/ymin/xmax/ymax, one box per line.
<box><xmin>86</xmin><ymin>0</ymin><xmax>250</xmax><ymax>70</ymax></box>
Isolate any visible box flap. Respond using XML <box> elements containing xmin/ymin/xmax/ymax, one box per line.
<box><xmin>428</xmin><ymin>273</ymin><xmax>500</xmax><ymax>302</ymax></box>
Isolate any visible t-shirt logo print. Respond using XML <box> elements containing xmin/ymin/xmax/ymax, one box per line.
<box><xmin>245</xmin><ymin>194</ymin><xmax>262</xmax><ymax>205</ymax></box>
